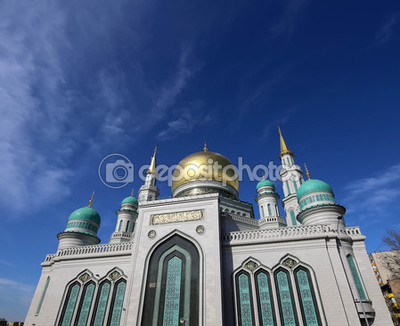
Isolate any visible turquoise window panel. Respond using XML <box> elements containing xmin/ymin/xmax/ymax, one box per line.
<box><xmin>267</xmin><ymin>204</ymin><xmax>272</xmax><ymax>216</ymax></box>
<box><xmin>237</xmin><ymin>273</ymin><xmax>253</xmax><ymax>326</ymax></box>
<box><xmin>256</xmin><ymin>272</ymin><xmax>275</xmax><ymax>326</ymax></box>
<box><xmin>60</xmin><ymin>283</ymin><xmax>80</xmax><ymax>326</ymax></box>
<box><xmin>295</xmin><ymin>269</ymin><xmax>320</xmax><ymax>326</ymax></box>
<box><xmin>347</xmin><ymin>255</ymin><xmax>367</xmax><ymax>300</ymax></box>
<box><xmin>285</xmin><ymin>181</ymin><xmax>291</xmax><ymax>195</ymax></box>
<box><xmin>35</xmin><ymin>276</ymin><xmax>50</xmax><ymax>315</ymax></box>
<box><xmin>276</xmin><ymin>271</ymin><xmax>296</xmax><ymax>326</ymax></box>
<box><xmin>162</xmin><ymin>256</ymin><xmax>183</xmax><ymax>326</ymax></box>
<box><xmin>76</xmin><ymin>282</ymin><xmax>95</xmax><ymax>326</ymax></box>
<box><xmin>93</xmin><ymin>282</ymin><xmax>111</xmax><ymax>326</ymax></box>
<box><xmin>110</xmin><ymin>280</ymin><xmax>127</xmax><ymax>326</ymax></box>
<box><xmin>261</xmin><ymin>206</ymin><xmax>265</xmax><ymax>217</ymax></box>
<box><xmin>290</xmin><ymin>211</ymin><xmax>297</xmax><ymax>226</ymax></box>
<box><xmin>293</xmin><ymin>181</ymin><xmax>298</xmax><ymax>191</ymax></box>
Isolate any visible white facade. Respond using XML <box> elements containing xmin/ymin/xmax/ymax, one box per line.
<box><xmin>25</xmin><ymin>137</ymin><xmax>392</xmax><ymax>326</ymax></box>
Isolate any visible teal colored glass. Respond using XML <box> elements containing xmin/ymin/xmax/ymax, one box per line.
<box><xmin>163</xmin><ymin>256</ymin><xmax>183</xmax><ymax>326</ymax></box>
<box><xmin>276</xmin><ymin>271</ymin><xmax>296</xmax><ymax>326</ymax></box>
<box><xmin>60</xmin><ymin>283</ymin><xmax>80</xmax><ymax>326</ymax></box>
<box><xmin>296</xmin><ymin>269</ymin><xmax>319</xmax><ymax>326</ymax></box>
<box><xmin>347</xmin><ymin>255</ymin><xmax>367</xmax><ymax>300</ymax></box>
<box><xmin>35</xmin><ymin>276</ymin><xmax>50</xmax><ymax>315</ymax></box>
<box><xmin>290</xmin><ymin>211</ymin><xmax>297</xmax><ymax>226</ymax></box>
<box><xmin>256</xmin><ymin>272</ymin><xmax>274</xmax><ymax>326</ymax></box>
<box><xmin>76</xmin><ymin>283</ymin><xmax>95</xmax><ymax>326</ymax></box>
<box><xmin>93</xmin><ymin>282</ymin><xmax>111</xmax><ymax>326</ymax></box>
<box><xmin>267</xmin><ymin>204</ymin><xmax>272</xmax><ymax>216</ymax></box>
<box><xmin>110</xmin><ymin>280</ymin><xmax>127</xmax><ymax>326</ymax></box>
<box><xmin>238</xmin><ymin>273</ymin><xmax>253</xmax><ymax>326</ymax></box>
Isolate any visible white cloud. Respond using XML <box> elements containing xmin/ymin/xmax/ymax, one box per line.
<box><xmin>376</xmin><ymin>13</ymin><xmax>399</xmax><ymax>44</ymax></box>
<box><xmin>343</xmin><ymin>163</ymin><xmax>400</xmax><ymax>217</ymax></box>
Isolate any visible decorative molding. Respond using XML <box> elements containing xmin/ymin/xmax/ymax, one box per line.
<box><xmin>151</xmin><ymin>209</ymin><xmax>204</xmax><ymax>225</ymax></box>
<box><xmin>196</xmin><ymin>225</ymin><xmax>205</xmax><ymax>235</ymax></box>
<box><xmin>148</xmin><ymin>230</ymin><xmax>157</xmax><ymax>239</ymax></box>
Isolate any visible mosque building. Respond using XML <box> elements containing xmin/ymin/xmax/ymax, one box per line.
<box><xmin>25</xmin><ymin>130</ymin><xmax>392</xmax><ymax>325</ymax></box>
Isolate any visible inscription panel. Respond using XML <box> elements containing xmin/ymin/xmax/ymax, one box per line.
<box><xmin>151</xmin><ymin>209</ymin><xmax>204</xmax><ymax>225</ymax></box>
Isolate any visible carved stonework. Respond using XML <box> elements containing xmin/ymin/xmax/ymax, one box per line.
<box><xmin>151</xmin><ymin>209</ymin><xmax>204</xmax><ymax>225</ymax></box>
<box><xmin>148</xmin><ymin>230</ymin><xmax>156</xmax><ymax>239</ymax></box>
<box><xmin>245</xmin><ymin>261</ymin><xmax>258</xmax><ymax>271</ymax></box>
<box><xmin>79</xmin><ymin>273</ymin><xmax>90</xmax><ymax>282</ymax></box>
<box><xmin>196</xmin><ymin>225</ymin><xmax>205</xmax><ymax>234</ymax></box>
<box><xmin>109</xmin><ymin>271</ymin><xmax>121</xmax><ymax>281</ymax></box>
<box><xmin>282</xmin><ymin>258</ymin><xmax>297</xmax><ymax>269</ymax></box>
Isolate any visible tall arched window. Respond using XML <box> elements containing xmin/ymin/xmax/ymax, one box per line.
<box><xmin>142</xmin><ymin>235</ymin><xmax>200</xmax><ymax>326</ymax></box>
<box><xmin>108</xmin><ymin>279</ymin><xmax>127</xmax><ymax>326</ymax></box>
<box><xmin>347</xmin><ymin>255</ymin><xmax>367</xmax><ymax>300</ymax></box>
<box><xmin>125</xmin><ymin>220</ymin><xmax>130</xmax><ymax>232</ymax></box>
<box><xmin>294</xmin><ymin>267</ymin><xmax>321</xmax><ymax>326</ymax></box>
<box><xmin>290</xmin><ymin>210</ymin><xmax>297</xmax><ymax>226</ymax></box>
<box><xmin>255</xmin><ymin>270</ymin><xmax>275</xmax><ymax>326</ymax></box>
<box><xmin>236</xmin><ymin>271</ymin><xmax>254</xmax><ymax>326</ymax></box>
<box><xmin>275</xmin><ymin>205</ymin><xmax>279</xmax><ymax>217</ymax></box>
<box><xmin>35</xmin><ymin>276</ymin><xmax>50</xmax><ymax>315</ymax></box>
<box><xmin>118</xmin><ymin>220</ymin><xmax>122</xmax><ymax>231</ymax></box>
<box><xmin>274</xmin><ymin>269</ymin><xmax>297</xmax><ymax>326</ymax></box>
<box><xmin>267</xmin><ymin>204</ymin><xmax>272</xmax><ymax>216</ymax></box>
<box><xmin>92</xmin><ymin>281</ymin><xmax>111</xmax><ymax>326</ymax></box>
<box><xmin>75</xmin><ymin>282</ymin><xmax>95</xmax><ymax>326</ymax></box>
<box><xmin>59</xmin><ymin>282</ymin><xmax>81</xmax><ymax>326</ymax></box>
<box><xmin>285</xmin><ymin>181</ymin><xmax>291</xmax><ymax>195</ymax></box>
<box><xmin>261</xmin><ymin>206</ymin><xmax>265</xmax><ymax>217</ymax></box>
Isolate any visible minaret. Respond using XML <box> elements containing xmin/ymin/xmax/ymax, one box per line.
<box><xmin>138</xmin><ymin>146</ymin><xmax>159</xmax><ymax>202</ymax></box>
<box><xmin>278</xmin><ymin>127</ymin><xmax>304</xmax><ymax>226</ymax></box>
<box><xmin>109</xmin><ymin>189</ymin><xmax>138</xmax><ymax>244</ymax></box>
<box><xmin>255</xmin><ymin>176</ymin><xmax>286</xmax><ymax>228</ymax></box>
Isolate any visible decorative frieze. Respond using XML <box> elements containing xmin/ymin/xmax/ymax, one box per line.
<box><xmin>150</xmin><ymin>209</ymin><xmax>204</xmax><ymax>225</ymax></box>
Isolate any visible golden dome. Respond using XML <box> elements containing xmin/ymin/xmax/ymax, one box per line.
<box><xmin>171</xmin><ymin>151</ymin><xmax>239</xmax><ymax>193</ymax></box>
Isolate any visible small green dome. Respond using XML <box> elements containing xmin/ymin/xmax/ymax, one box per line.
<box><xmin>257</xmin><ymin>179</ymin><xmax>275</xmax><ymax>190</ymax></box>
<box><xmin>68</xmin><ymin>207</ymin><xmax>101</xmax><ymax>225</ymax></box>
<box><xmin>297</xmin><ymin>179</ymin><xmax>333</xmax><ymax>200</ymax></box>
<box><xmin>121</xmin><ymin>196</ymin><xmax>138</xmax><ymax>206</ymax></box>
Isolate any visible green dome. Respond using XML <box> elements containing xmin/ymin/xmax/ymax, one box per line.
<box><xmin>257</xmin><ymin>179</ymin><xmax>275</xmax><ymax>190</ymax></box>
<box><xmin>121</xmin><ymin>196</ymin><xmax>138</xmax><ymax>206</ymax></box>
<box><xmin>67</xmin><ymin>207</ymin><xmax>101</xmax><ymax>225</ymax></box>
<box><xmin>297</xmin><ymin>179</ymin><xmax>333</xmax><ymax>200</ymax></box>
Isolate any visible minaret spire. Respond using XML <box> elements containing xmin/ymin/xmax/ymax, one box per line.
<box><xmin>147</xmin><ymin>146</ymin><xmax>157</xmax><ymax>175</ymax></box>
<box><xmin>88</xmin><ymin>191</ymin><xmax>95</xmax><ymax>207</ymax></box>
<box><xmin>304</xmin><ymin>163</ymin><xmax>311</xmax><ymax>180</ymax></box>
<box><xmin>139</xmin><ymin>146</ymin><xmax>160</xmax><ymax>202</ymax></box>
<box><xmin>278</xmin><ymin>126</ymin><xmax>293</xmax><ymax>157</ymax></box>
<box><xmin>204</xmin><ymin>140</ymin><xmax>208</xmax><ymax>152</ymax></box>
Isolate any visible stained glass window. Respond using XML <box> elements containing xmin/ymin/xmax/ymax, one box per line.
<box><xmin>92</xmin><ymin>281</ymin><xmax>111</xmax><ymax>326</ymax></box>
<box><xmin>35</xmin><ymin>276</ymin><xmax>50</xmax><ymax>315</ymax></box>
<box><xmin>255</xmin><ymin>271</ymin><xmax>275</xmax><ymax>326</ymax></box>
<box><xmin>295</xmin><ymin>268</ymin><xmax>321</xmax><ymax>326</ymax></box>
<box><xmin>237</xmin><ymin>272</ymin><xmax>254</xmax><ymax>326</ymax></box>
<box><xmin>275</xmin><ymin>270</ymin><xmax>297</xmax><ymax>326</ymax></box>
<box><xmin>109</xmin><ymin>280</ymin><xmax>127</xmax><ymax>326</ymax></box>
<box><xmin>162</xmin><ymin>256</ymin><xmax>183</xmax><ymax>326</ymax></box>
<box><xmin>75</xmin><ymin>282</ymin><xmax>95</xmax><ymax>326</ymax></box>
<box><xmin>347</xmin><ymin>255</ymin><xmax>367</xmax><ymax>300</ymax></box>
<box><xmin>60</xmin><ymin>282</ymin><xmax>80</xmax><ymax>326</ymax></box>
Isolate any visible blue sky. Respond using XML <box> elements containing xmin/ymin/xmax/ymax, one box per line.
<box><xmin>1</xmin><ymin>0</ymin><xmax>400</xmax><ymax>321</ymax></box>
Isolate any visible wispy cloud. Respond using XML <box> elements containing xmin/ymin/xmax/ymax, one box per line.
<box><xmin>0</xmin><ymin>2</ymin><xmax>200</xmax><ymax>214</ymax></box>
<box><xmin>0</xmin><ymin>278</ymin><xmax>33</xmax><ymax>293</ymax></box>
<box><xmin>343</xmin><ymin>163</ymin><xmax>400</xmax><ymax>218</ymax></box>
<box><xmin>376</xmin><ymin>13</ymin><xmax>399</xmax><ymax>44</ymax></box>
<box><xmin>157</xmin><ymin>103</ymin><xmax>212</xmax><ymax>141</ymax></box>
<box><xmin>261</xmin><ymin>111</ymin><xmax>294</xmax><ymax>140</ymax></box>
<box><xmin>269</xmin><ymin>0</ymin><xmax>309</xmax><ymax>40</ymax></box>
